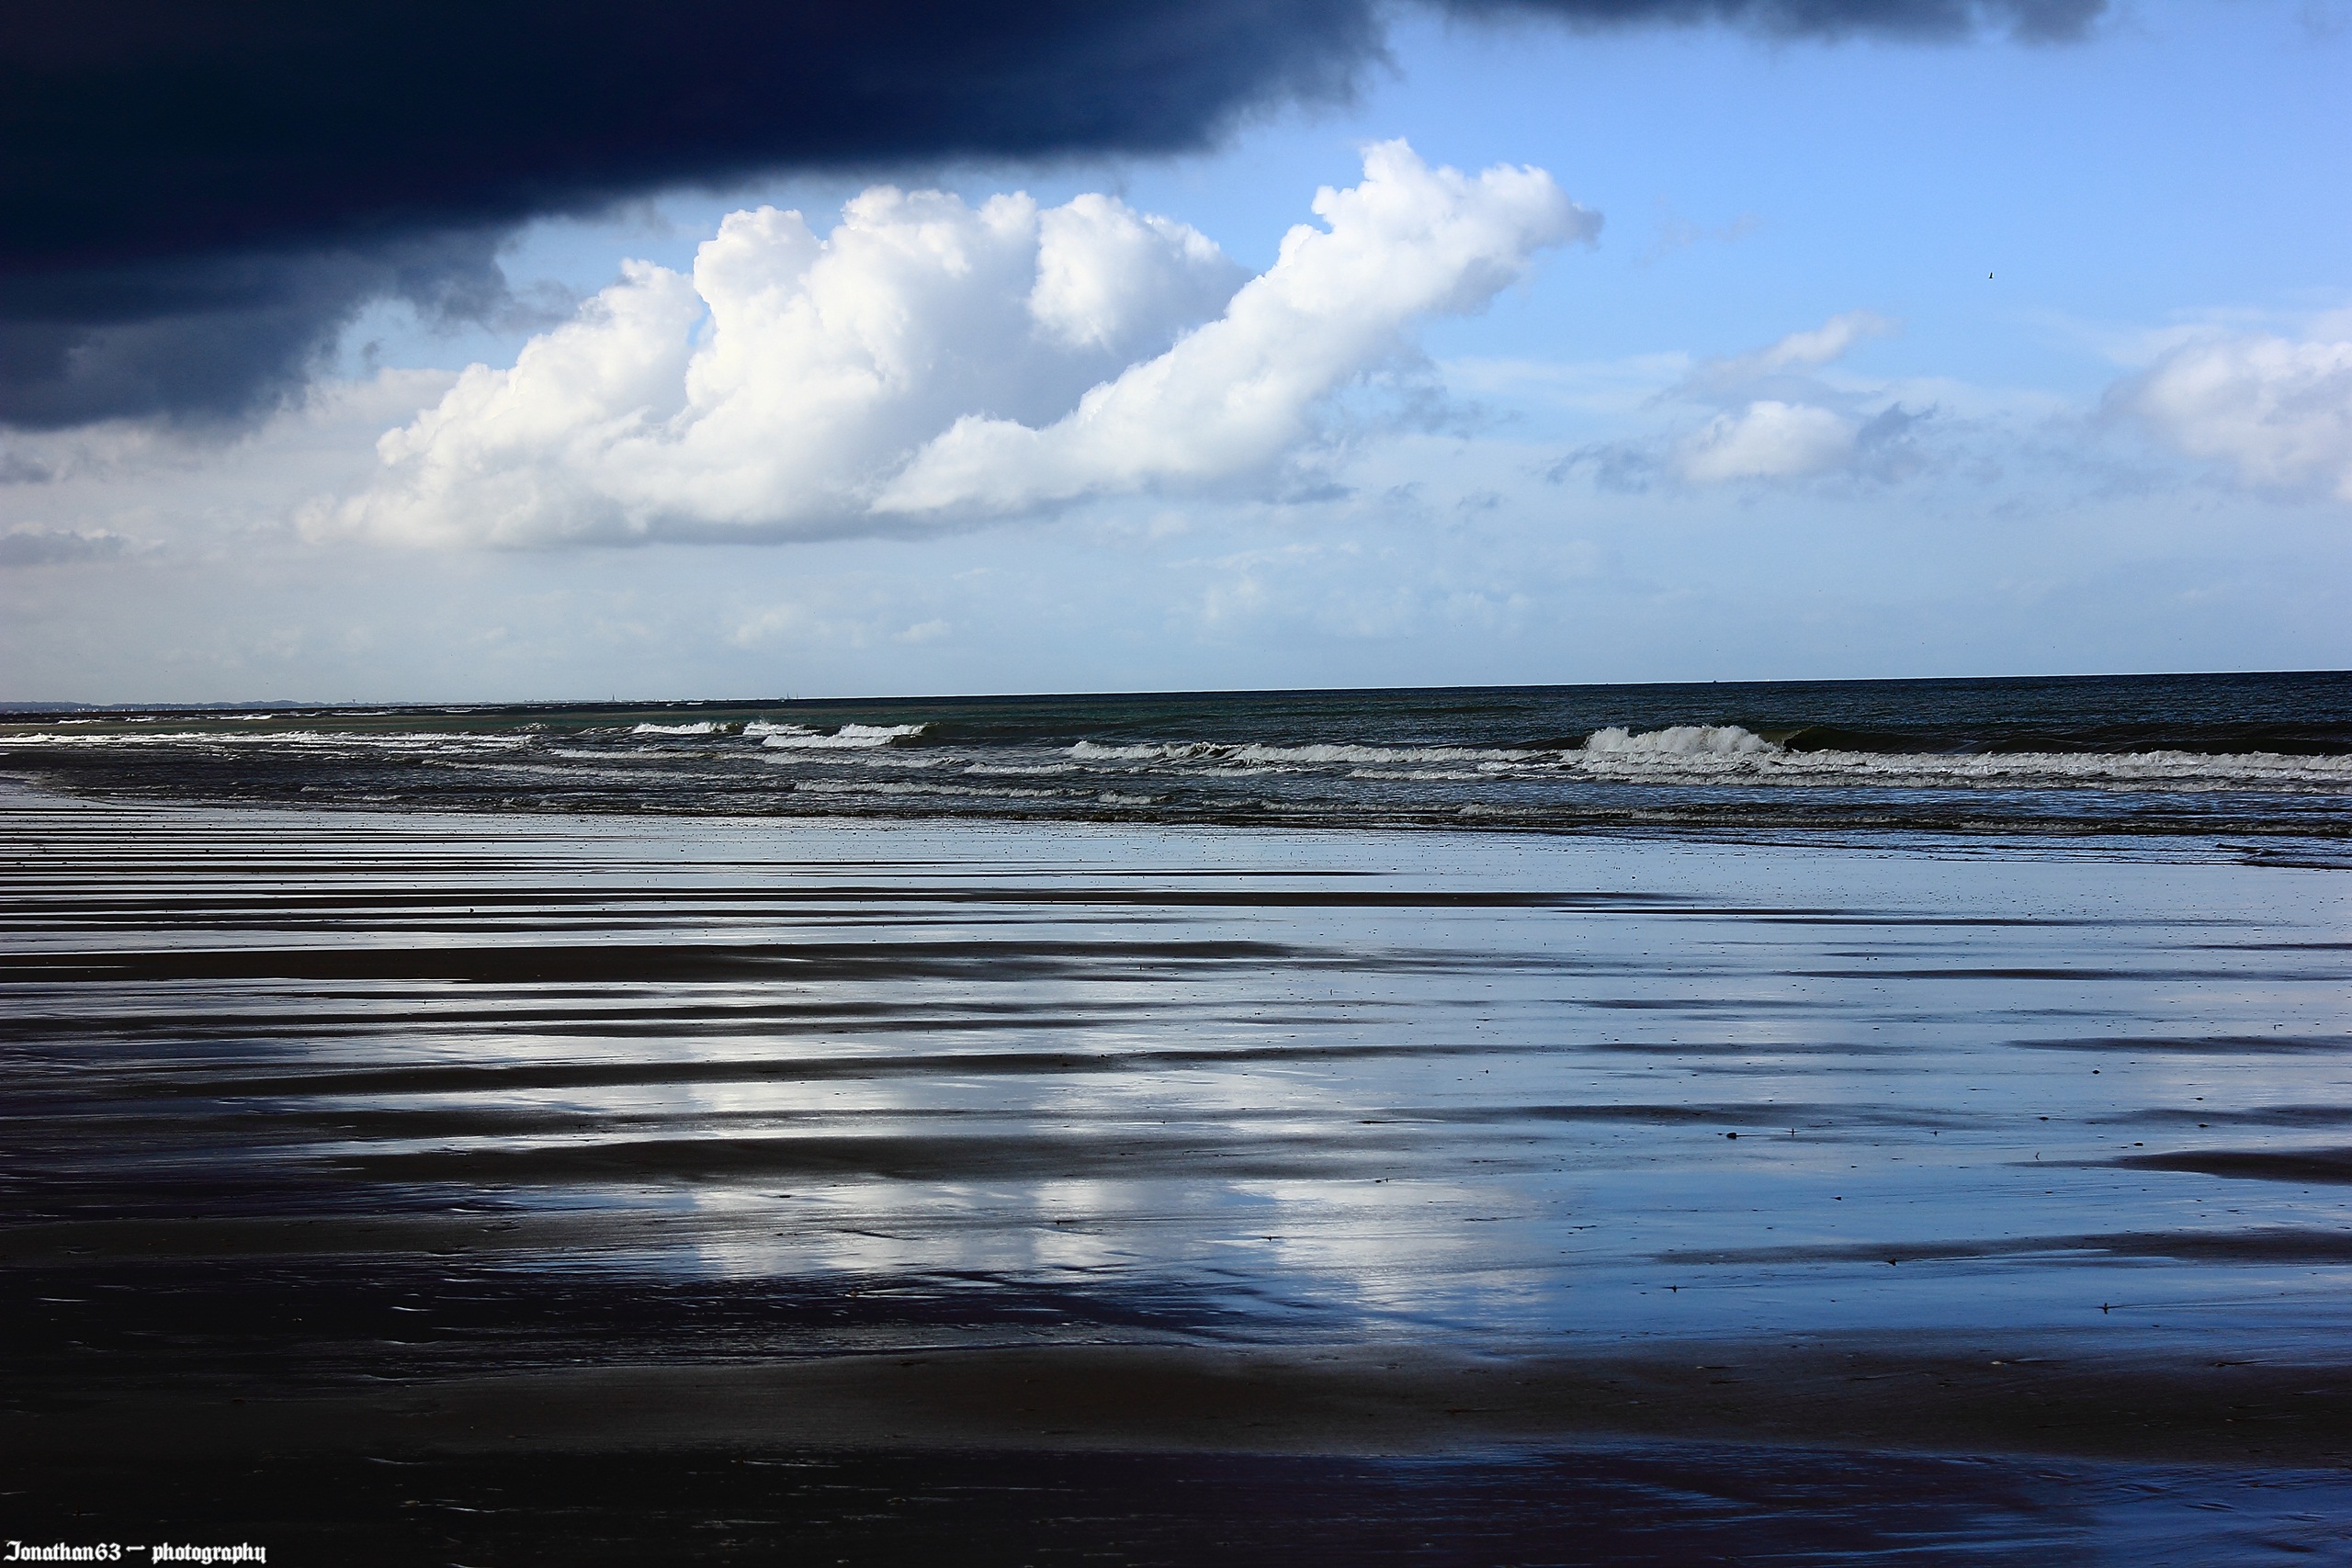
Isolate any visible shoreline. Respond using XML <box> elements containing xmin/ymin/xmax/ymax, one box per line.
<box><xmin>7</xmin><ymin>784</ymin><xmax>2348</xmax><ymax>1557</ymax></box>
<box><xmin>7</xmin><ymin>771</ymin><xmax>2349</xmax><ymax>863</ymax></box>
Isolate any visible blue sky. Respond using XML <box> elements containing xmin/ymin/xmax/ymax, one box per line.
<box><xmin>4</xmin><ymin>0</ymin><xmax>2347</xmax><ymax>702</ymax></box>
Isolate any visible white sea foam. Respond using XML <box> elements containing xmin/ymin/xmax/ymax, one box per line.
<box><xmin>1068</xmin><ymin>740</ymin><xmax>1222</xmax><ymax>761</ymax></box>
<box><xmin>548</xmin><ymin>748</ymin><xmax>716</xmax><ymax>768</ymax></box>
<box><xmin>754</xmin><ymin>750</ymin><xmax>865</xmax><ymax>767</ymax></box>
<box><xmin>1559</xmin><ymin>733</ymin><xmax>2352</xmax><ymax>791</ymax></box>
<box><xmin>1062</xmin><ymin>724</ymin><xmax>2352</xmax><ymax>794</ymax></box>
<box><xmin>1348</xmin><ymin>769</ymin><xmax>1489</xmax><ymax>783</ymax></box>
<box><xmin>1069</xmin><ymin>739</ymin><xmax>1539</xmax><ymax>766</ymax></box>
<box><xmin>631</xmin><ymin>721</ymin><xmax>720</xmax><ymax>735</ymax></box>
<box><xmin>1578</xmin><ymin>724</ymin><xmax>1779</xmax><ymax>757</ymax></box>
<box><xmin>1233</xmin><ymin>741</ymin><xmax>1539</xmax><ymax>766</ymax></box>
<box><xmin>6</xmin><ymin>728</ymin><xmax>530</xmax><ymax>753</ymax></box>
<box><xmin>752</xmin><ymin>721</ymin><xmax>927</xmax><ymax>750</ymax></box>
<box><xmin>794</xmin><ymin>779</ymin><xmax>1055</xmax><ymax>798</ymax></box>
<box><xmin>460</xmin><ymin>760</ymin><xmax>664</xmax><ymax>783</ymax></box>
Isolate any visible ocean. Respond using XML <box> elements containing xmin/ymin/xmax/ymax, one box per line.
<box><xmin>7</xmin><ymin>669</ymin><xmax>2351</xmax><ymax>840</ymax></box>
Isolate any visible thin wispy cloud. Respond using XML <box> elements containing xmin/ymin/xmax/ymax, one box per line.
<box><xmin>1540</xmin><ymin>310</ymin><xmax>1925</xmax><ymax>489</ymax></box>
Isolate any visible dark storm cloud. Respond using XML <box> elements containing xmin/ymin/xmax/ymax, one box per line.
<box><xmin>0</xmin><ymin>0</ymin><xmax>2102</xmax><ymax>429</ymax></box>
<box><xmin>0</xmin><ymin>231</ymin><xmax>515</xmax><ymax>428</ymax></box>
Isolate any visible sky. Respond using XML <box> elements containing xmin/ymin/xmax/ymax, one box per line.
<box><xmin>3</xmin><ymin>0</ymin><xmax>2347</xmax><ymax>703</ymax></box>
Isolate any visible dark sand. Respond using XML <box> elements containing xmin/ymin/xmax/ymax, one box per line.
<box><xmin>5</xmin><ymin>787</ymin><xmax>2350</xmax><ymax>1562</ymax></box>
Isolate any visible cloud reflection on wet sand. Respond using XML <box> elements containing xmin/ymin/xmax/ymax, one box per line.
<box><xmin>5</xmin><ymin>790</ymin><xmax>2349</xmax><ymax>1558</ymax></box>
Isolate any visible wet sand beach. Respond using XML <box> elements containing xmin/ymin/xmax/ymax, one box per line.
<box><xmin>5</xmin><ymin>784</ymin><xmax>2350</xmax><ymax>1562</ymax></box>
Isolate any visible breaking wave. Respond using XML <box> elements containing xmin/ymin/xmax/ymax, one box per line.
<box><xmin>1579</xmin><ymin>725</ymin><xmax>1777</xmax><ymax>757</ymax></box>
<box><xmin>7</xmin><ymin>728</ymin><xmax>531</xmax><ymax>754</ymax></box>
<box><xmin>6</xmin><ymin>674</ymin><xmax>2347</xmax><ymax>837</ymax></box>
<box><xmin>1059</xmin><ymin>724</ymin><xmax>2352</xmax><ymax>794</ymax></box>
<box><xmin>751</xmin><ymin>721</ymin><xmax>927</xmax><ymax>750</ymax></box>
<box><xmin>1070</xmin><ymin>740</ymin><xmax>1538</xmax><ymax>766</ymax></box>
<box><xmin>1556</xmin><ymin>726</ymin><xmax>2352</xmax><ymax>791</ymax></box>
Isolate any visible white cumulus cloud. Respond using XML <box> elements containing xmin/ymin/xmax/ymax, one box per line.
<box><xmin>322</xmin><ymin>141</ymin><xmax>1592</xmax><ymax>548</ymax></box>
<box><xmin>877</xmin><ymin>142</ymin><xmax>1591</xmax><ymax>514</ymax></box>
<box><xmin>1676</xmin><ymin>399</ymin><xmax>1859</xmax><ymax>481</ymax></box>
<box><xmin>1657</xmin><ymin>310</ymin><xmax>1903</xmax><ymax>484</ymax></box>
<box><xmin>2120</xmin><ymin>330</ymin><xmax>2352</xmax><ymax>501</ymax></box>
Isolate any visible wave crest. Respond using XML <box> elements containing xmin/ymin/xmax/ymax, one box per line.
<box><xmin>1069</xmin><ymin>739</ymin><xmax>1536</xmax><ymax>766</ymax></box>
<box><xmin>752</xmin><ymin>721</ymin><xmax>928</xmax><ymax>750</ymax></box>
<box><xmin>1579</xmin><ymin>725</ymin><xmax>1780</xmax><ymax>757</ymax></box>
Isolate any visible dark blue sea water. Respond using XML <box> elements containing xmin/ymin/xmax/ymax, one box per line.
<box><xmin>6</xmin><ymin>669</ymin><xmax>2348</xmax><ymax>837</ymax></box>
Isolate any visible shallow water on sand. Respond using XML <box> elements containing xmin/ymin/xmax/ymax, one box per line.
<box><xmin>7</xmin><ymin>790</ymin><xmax>2347</xmax><ymax>1351</ymax></box>
<box><xmin>6</xmin><ymin>788</ymin><xmax>2350</xmax><ymax>1562</ymax></box>
<box><xmin>20</xmin><ymin>1442</ymin><xmax>2352</xmax><ymax>1565</ymax></box>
